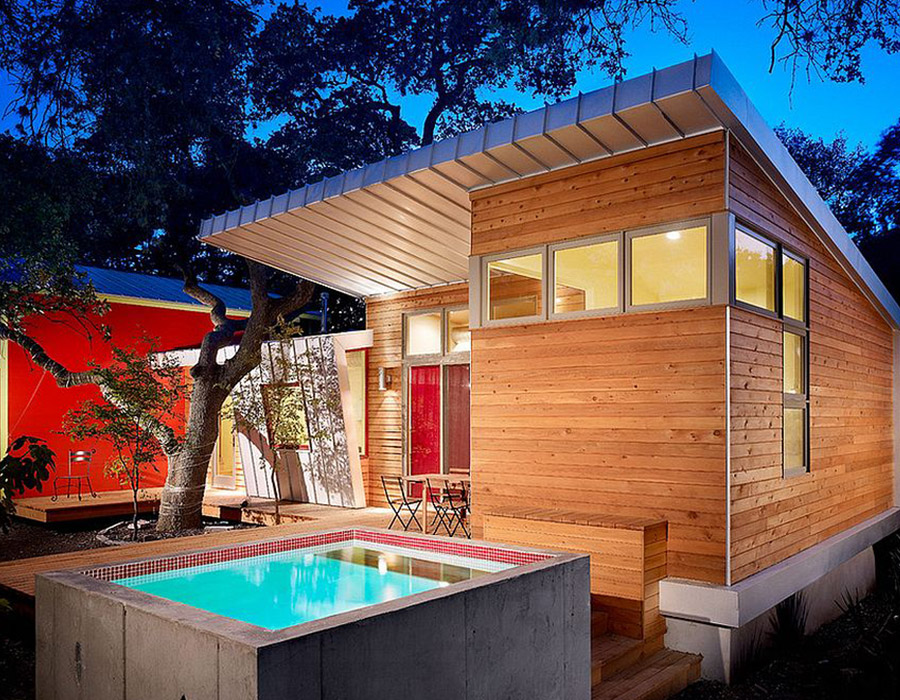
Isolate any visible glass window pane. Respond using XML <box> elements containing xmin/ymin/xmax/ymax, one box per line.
<box><xmin>346</xmin><ymin>350</ymin><xmax>366</xmax><ymax>454</ymax></box>
<box><xmin>488</xmin><ymin>253</ymin><xmax>543</xmax><ymax>320</ymax></box>
<box><xmin>783</xmin><ymin>332</ymin><xmax>804</xmax><ymax>395</ymax></box>
<box><xmin>445</xmin><ymin>364</ymin><xmax>470</xmax><ymax>473</ymax></box>
<box><xmin>631</xmin><ymin>226</ymin><xmax>707</xmax><ymax>306</ymax></box>
<box><xmin>554</xmin><ymin>240</ymin><xmax>619</xmax><ymax>313</ymax></box>
<box><xmin>735</xmin><ymin>229</ymin><xmax>776</xmax><ymax>312</ymax></box>
<box><xmin>783</xmin><ymin>255</ymin><xmax>806</xmax><ymax>322</ymax></box>
<box><xmin>447</xmin><ymin>309</ymin><xmax>470</xmax><ymax>353</ymax></box>
<box><xmin>406</xmin><ymin>312</ymin><xmax>442</xmax><ymax>356</ymax></box>
<box><xmin>784</xmin><ymin>407</ymin><xmax>806</xmax><ymax>471</ymax></box>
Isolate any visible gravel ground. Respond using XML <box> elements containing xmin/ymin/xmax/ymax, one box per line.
<box><xmin>0</xmin><ymin>513</ymin><xmax>260</xmax><ymax>700</ymax></box>
<box><xmin>673</xmin><ymin>589</ymin><xmax>900</xmax><ymax>700</ymax></box>
<box><xmin>0</xmin><ymin>516</ymin><xmax>257</xmax><ymax>563</ymax></box>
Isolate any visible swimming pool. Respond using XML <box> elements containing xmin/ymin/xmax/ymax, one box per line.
<box><xmin>113</xmin><ymin>540</ymin><xmax>513</xmax><ymax>630</ymax></box>
<box><xmin>37</xmin><ymin>528</ymin><xmax>591</xmax><ymax>700</ymax></box>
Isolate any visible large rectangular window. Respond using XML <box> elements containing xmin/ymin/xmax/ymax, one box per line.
<box><xmin>487</xmin><ymin>252</ymin><xmax>543</xmax><ymax>321</ymax></box>
<box><xmin>552</xmin><ymin>238</ymin><xmax>619</xmax><ymax>314</ymax></box>
<box><xmin>735</xmin><ymin>228</ymin><xmax>777</xmax><ymax>312</ymax></box>
<box><xmin>630</xmin><ymin>225</ymin><xmax>707</xmax><ymax>307</ymax></box>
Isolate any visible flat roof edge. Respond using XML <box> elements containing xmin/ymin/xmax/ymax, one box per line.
<box><xmin>704</xmin><ymin>52</ymin><xmax>900</xmax><ymax>329</ymax></box>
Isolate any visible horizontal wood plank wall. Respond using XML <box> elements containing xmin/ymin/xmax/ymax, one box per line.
<box><xmin>470</xmin><ymin>306</ymin><xmax>728</xmax><ymax>584</ymax></box>
<box><xmin>729</xmin><ymin>140</ymin><xmax>894</xmax><ymax>583</ymax></box>
<box><xmin>365</xmin><ymin>283</ymin><xmax>469</xmax><ymax>506</ymax></box>
<box><xmin>470</xmin><ymin>131</ymin><xmax>726</xmax><ymax>256</ymax></box>
<box><xmin>483</xmin><ymin>508</ymin><xmax>667</xmax><ymax>640</ymax></box>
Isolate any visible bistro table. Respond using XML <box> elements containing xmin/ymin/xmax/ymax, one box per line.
<box><xmin>400</xmin><ymin>474</ymin><xmax>471</xmax><ymax>534</ymax></box>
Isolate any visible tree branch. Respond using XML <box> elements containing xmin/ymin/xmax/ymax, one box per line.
<box><xmin>182</xmin><ymin>274</ymin><xmax>229</xmax><ymax>329</ymax></box>
<box><xmin>0</xmin><ymin>320</ymin><xmax>181</xmax><ymax>454</ymax></box>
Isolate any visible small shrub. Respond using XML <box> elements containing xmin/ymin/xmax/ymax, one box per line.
<box><xmin>770</xmin><ymin>591</ymin><xmax>809</xmax><ymax>651</ymax></box>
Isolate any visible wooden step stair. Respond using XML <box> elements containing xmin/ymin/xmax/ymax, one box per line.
<box><xmin>591</xmin><ymin>610</ymin><xmax>609</xmax><ymax>637</ymax></box>
<box><xmin>591</xmin><ymin>649</ymin><xmax>702</xmax><ymax>700</ymax></box>
<box><xmin>590</xmin><ymin>634</ymin><xmax>646</xmax><ymax>686</ymax></box>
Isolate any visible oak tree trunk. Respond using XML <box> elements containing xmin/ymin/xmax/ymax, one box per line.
<box><xmin>156</xmin><ymin>377</ymin><xmax>230</xmax><ymax>531</ymax></box>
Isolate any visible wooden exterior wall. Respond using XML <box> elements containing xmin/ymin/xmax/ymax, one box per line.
<box><xmin>468</xmin><ymin>133</ymin><xmax>730</xmax><ymax>584</ymax></box>
<box><xmin>728</xmin><ymin>140</ymin><xmax>895</xmax><ymax>582</ymax></box>
<box><xmin>470</xmin><ymin>308</ymin><xmax>728</xmax><ymax>583</ymax></box>
<box><xmin>364</xmin><ymin>283</ymin><xmax>469</xmax><ymax>506</ymax></box>
<box><xmin>470</xmin><ymin>131</ymin><xmax>725</xmax><ymax>256</ymax></box>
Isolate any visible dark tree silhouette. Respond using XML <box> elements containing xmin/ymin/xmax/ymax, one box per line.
<box><xmin>3</xmin><ymin>0</ymin><xmax>900</xmax><ymax>528</ymax></box>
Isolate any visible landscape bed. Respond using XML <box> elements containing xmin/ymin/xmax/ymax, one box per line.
<box><xmin>36</xmin><ymin>527</ymin><xmax>590</xmax><ymax>700</ymax></box>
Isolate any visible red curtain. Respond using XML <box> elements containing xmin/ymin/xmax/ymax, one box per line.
<box><xmin>409</xmin><ymin>365</ymin><xmax>441</xmax><ymax>478</ymax></box>
<box><xmin>445</xmin><ymin>364</ymin><xmax>471</xmax><ymax>474</ymax></box>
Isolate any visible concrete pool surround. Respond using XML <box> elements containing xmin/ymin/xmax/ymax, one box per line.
<box><xmin>37</xmin><ymin>527</ymin><xmax>591</xmax><ymax>700</ymax></box>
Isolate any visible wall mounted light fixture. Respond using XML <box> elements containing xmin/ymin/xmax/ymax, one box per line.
<box><xmin>378</xmin><ymin>366</ymin><xmax>392</xmax><ymax>391</ymax></box>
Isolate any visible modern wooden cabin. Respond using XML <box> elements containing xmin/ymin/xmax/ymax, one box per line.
<box><xmin>199</xmin><ymin>53</ymin><xmax>899</xmax><ymax>687</ymax></box>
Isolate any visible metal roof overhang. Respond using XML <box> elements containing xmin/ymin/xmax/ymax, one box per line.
<box><xmin>199</xmin><ymin>52</ymin><xmax>900</xmax><ymax>328</ymax></box>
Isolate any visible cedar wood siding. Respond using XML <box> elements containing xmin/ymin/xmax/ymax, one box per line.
<box><xmin>728</xmin><ymin>140</ymin><xmax>895</xmax><ymax>583</ymax></box>
<box><xmin>364</xmin><ymin>283</ymin><xmax>469</xmax><ymax>506</ymax></box>
<box><xmin>469</xmin><ymin>133</ymin><xmax>730</xmax><ymax>584</ymax></box>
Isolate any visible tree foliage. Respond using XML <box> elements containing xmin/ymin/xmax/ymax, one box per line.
<box><xmin>64</xmin><ymin>341</ymin><xmax>185</xmax><ymax>536</ymax></box>
<box><xmin>0</xmin><ymin>436</ymin><xmax>56</xmax><ymax>533</ymax></box>
<box><xmin>3</xmin><ymin>0</ymin><xmax>900</xmax><ymax>528</ymax></box>
<box><xmin>776</xmin><ymin>120</ymin><xmax>900</xmax><ymax>302</ymax></box>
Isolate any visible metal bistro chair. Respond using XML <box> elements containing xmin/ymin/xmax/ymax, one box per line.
<box><xmin>51</xmin><ymin>449</ymin><xmax>98</xmax><ymax>501</ymax></box>
<box><xmin>426</xmin><ymin>476</ymin><xmax>471</xmax><ymax>538</ymax></box>
<box><xmin>381</xmin><ymin>476</ymin><xmax>422</xmax><ymax>531</ymax></box>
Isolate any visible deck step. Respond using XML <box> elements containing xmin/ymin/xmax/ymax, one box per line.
<box><xmin>590</xmin><ymin>634</ymin><xmax>644</xmax><ymax>686</ymax></box>
<box><xmin>591</xmin><ymin>610</ymin><xmax>609</xmax><ymax>637</ymax></box>
<box><xmin>592</xmin><ymin>649</ymin><xmax>702</xmax><ymax>700</ymax></box>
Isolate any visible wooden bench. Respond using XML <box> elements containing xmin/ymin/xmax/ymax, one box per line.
<box><xmin>483</xmin><ymin>507</ymin><xmax>667</xmax><ymax>640</ymax></box>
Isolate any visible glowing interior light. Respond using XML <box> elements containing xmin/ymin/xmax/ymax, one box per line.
<box><xmin>666</xmin><ymin>230</ymin><xmax>682</xmax><ymax>241</ymax></box>
<box><xmin>378</xmin><ymin>555</ymin><xmax>388</xmax><ymax>575</ymax></box>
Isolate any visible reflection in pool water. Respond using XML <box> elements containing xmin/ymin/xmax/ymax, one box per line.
<box><xmin>115</xmin><ymin>546</ymin><xmax>505</xmax><ymax>630</ymax></box>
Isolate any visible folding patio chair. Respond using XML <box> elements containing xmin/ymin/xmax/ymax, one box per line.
<box><xmin>426</xmin><ymin>476</ymin><xmax>470</xmax><ymax>538</ymax></box>
<box><xmin>381</xmin><ymin>476</ymin><xmax>422</xmax><ymax>531</ymax></box>
<box><xmin>51</xmin><ymin>449</ymin><xmax>98</xmax><ymax>501</ymax></box>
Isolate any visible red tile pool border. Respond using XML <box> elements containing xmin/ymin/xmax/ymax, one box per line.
<box><xmin>82</xmin><ymin>529</ymin><xmax>552</xmax><ymax>582</ymax></box>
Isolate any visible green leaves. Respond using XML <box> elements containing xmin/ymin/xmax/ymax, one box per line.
<box><xmin>0</xmin><ymin>436</ymin><xmax>57</xmax><ymax>533</ymax></box>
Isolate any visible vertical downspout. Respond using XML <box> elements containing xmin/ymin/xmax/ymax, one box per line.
<box><xmin>724</xmin><ymin>129</ymin><xmax>733</xmax><ymax>587</ymax></box>
<box><xmin>725</xmin><ymin>307</ymin><xmax>732</xmax><ymax>587</ymax></box>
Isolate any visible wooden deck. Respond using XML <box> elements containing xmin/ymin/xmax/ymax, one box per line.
<box><xmin>0</xmin><ymin>502</ymin><xmax>394</xmax><ymax>604</ymax></box>
<box><xmin>12</xmin><ymin>487</ymin><xmax>248</xmax><ymax>524</ymax></box>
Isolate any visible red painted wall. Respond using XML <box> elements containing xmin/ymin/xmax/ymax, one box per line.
<box><xmin>7</xmin><ymin>301</ymin><xmax>225</xmax><ymax>497</ymax></box>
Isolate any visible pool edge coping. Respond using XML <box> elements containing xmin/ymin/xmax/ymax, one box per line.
<box><xmin>37</xmin><ymin>527</ymin><xmax>588</xmax><ymax>649</ymax></box>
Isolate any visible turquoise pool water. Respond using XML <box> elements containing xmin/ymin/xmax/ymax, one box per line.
<box><xmin>114</xmin><ymin>545</ymin><xmax>506</xmax><ymax>630</ymax></box>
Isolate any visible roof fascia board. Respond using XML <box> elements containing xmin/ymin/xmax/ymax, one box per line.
<box><xmin>99</xmin><ymin>293</ymin><xmax>252</xmax><ymax>317</ymax></box>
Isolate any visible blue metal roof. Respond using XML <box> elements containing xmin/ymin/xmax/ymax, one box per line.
<box><xmin>76</xmin><ymin>265</ymin><xmax>255</xmax><ymax>312</ymax></box>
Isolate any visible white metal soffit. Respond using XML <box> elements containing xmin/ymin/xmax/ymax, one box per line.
<box><xmin>199</xmin><ymin>52</ymin><xmax>900</xmax><ymax>327</ymax></box>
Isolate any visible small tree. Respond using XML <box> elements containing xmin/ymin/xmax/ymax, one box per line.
<box><xmin>64</xmin><ymin>341</ymin><xmax>184</xmax><ymax>539</ymax></box>
<box><xmin>229</xmin><ymin>322</ymin><xmax>312</xmax><ymax>525</ymax></box>
<box><xmin>0</xmin><ymin>436</ymin><xmax>56</xmax><ymax>533</ymax></box>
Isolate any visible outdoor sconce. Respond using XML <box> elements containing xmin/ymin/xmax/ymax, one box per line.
<box><xmin>378</xmin><ymin>366</ymin><xmax>392</xmax><ymax>391</ymax></box>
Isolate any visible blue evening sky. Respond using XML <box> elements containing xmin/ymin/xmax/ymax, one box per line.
<box><xmin>2</xmin><ymin>0</ymin><xmax>898</xmax><ymax>148</ymax></box>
